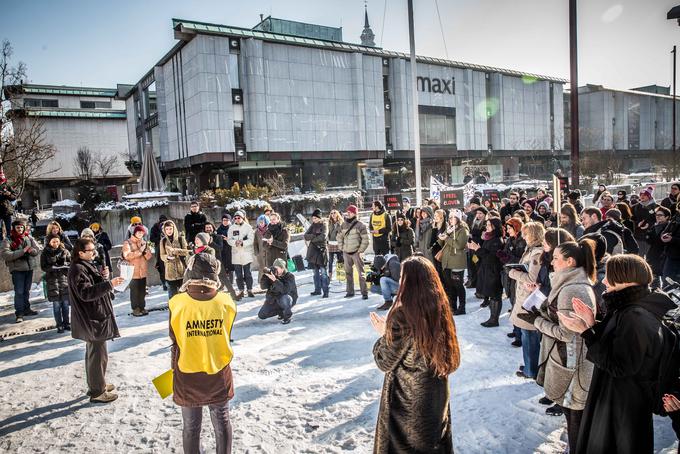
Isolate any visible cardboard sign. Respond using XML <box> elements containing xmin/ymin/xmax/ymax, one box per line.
<box><xmin>383</xmin><ymin>194</ymin><xmax>402</xmax><ymax>211</ymax></box>
<box><xmin>558</xmin><ymin>177</ymin><xmax>569</xmax><ymax>192</ymax></box>
<box><xmin>440</xmin><ymin>189</ymin><xmax>464</xmax><ymax>209</ymax></box>
<box><xmin>483</xmin><ymin>189</ymin><xmax>501</xmax><ymax>203</ymax></box>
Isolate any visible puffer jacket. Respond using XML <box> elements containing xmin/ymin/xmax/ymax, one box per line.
<box><xmin>437</xmin><ymin>223</ymin><xmax>469</xmax><ymax>270</ymax></box>
<box><xmin>1</xmin><ymin>235</ymin><xmax>40</xmax><ymax>272</ymax></box>
<box><xmin>304</xmin><ymin>221</ymin><xmax>328</xmax><ymax>267</ymax></box>
<box><xmin>227</xmin><ymin>221</ymin><xmax>255</xmax><ymax>265</ymax></box>
<box><xmin>160</xmin><ymin>221</ymin><xmax>191</xmax><ymax>282</ymax></box>
<box><xmin>337</xmin><ymin>217</ymin><xmax>369</xmax><ymax>255</ymax></box>
<box><xmin>40</xmin><ymin>245</ymin><xmax>70</xmax><ymax>302</ymax></box>
<box><xmin>534</xmin><ymin>267</ymin><xmax>596</xmax><ymax>410</ymax></box>
<box><xmin>508</xmin><ymin>245</ymin><xmax>543</xmax><ymax>331</ymax></box>
<box><xmin>122</xmin><ymin>235</ymin><xmax>153</xmax><ymax>279</ymax></box>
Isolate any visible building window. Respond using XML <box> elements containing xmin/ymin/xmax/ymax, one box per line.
<box><xmin>24</xmin><ymin>98</ymin><xmax>58</xmax><ymax>108</ymax></box>
<box><xmin>628</xmin><ymin>101</ymin><xmax>640</xmax><ymax>150</ymax></box>
<box><xmin>228</xmin><ymin>54</ymin><xmax>240</xmax><ymax>89</ymax></box>
<box><xmin>419</xmin><ymin>111</ymin><xmax>456</xmax><ymax>145</ymax></box>
<box><xmin>80</xmin><ymin>100</ymin><xmax>112</xmax><ymax>109</ymax></box>
<box><xmin>234</xmin><ymin>122</ymin><xmax>244</xmax><ymax>146</ymax></box>
<box><xmin>144</xmin><ymin>81</ymin><xmax>157</xmax><ymax>118</ymax></box>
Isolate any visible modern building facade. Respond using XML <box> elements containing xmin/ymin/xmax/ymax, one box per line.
<box><xmin>565</xmin><ymin>84</ymin><xmax>680</xmax><ymax>173</ymax></box>
<box><xmin>119</xmin><ymin>15</ymin><xmax>567</xmax><ymax>194</ymax></box>
<box><xmin>4</xmin><ymin>84</ymin><xmax>132</xmax><ymax>206</ymax></box>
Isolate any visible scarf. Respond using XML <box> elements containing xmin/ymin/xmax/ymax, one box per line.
<box><xmin>194</xmin><ymin>245</ymin><xmax>207</xmax><ymax>255</ymax></box>
<box><xmin>10</xmin><ymin>230</ymin><xmax>27</xmax><ymax>251</ymax></box>
<box><xmin>268</xmin><ymin>223</ymin><xmax>282</xmax><ymax>237</ymax></box>
<box><xmin>601</xmin><ymin>285</ymin><xmax>649</xmax><ymax>313</ymax></box>
<box><xmin>258</xmin><ymin>224</ymin><xmax>268</xmax><ymax>233</ymax></box>
<box><xmin>640</xmin><ymin>197</ymin><xmax>656</xmax><ymax>207</ymax></box>
<box><xmin>419</xmin><ymin>217</ymin><xmax>432</xmax><ymax>232</ymax></box>
<box><xmin>482</xmin><ymin>231</ymin><xmax>496</xmax><ymax>241</ymax></box>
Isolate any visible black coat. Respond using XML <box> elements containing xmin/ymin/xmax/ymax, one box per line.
<box><xmin>632</xmin><ymin>202</ymin><xmax>658</xmax><ymax>239</ymax></box>
<box><xmin>184</xmin><ymin>211</ymin><xmax>207</xmax><ymax>243</ymax></box>
<box><xmin>645</xmin><ymin>223</ymin><xmax>668</xmax><ymax>274</ymax></box>
<box><xmin>68</xmin><ymin>260</ymin><xmax>119</xmax><ymax>342</ymax></box>
<box><xmin>474</xmin><ymin>234</ymin><xmax>503</xmax><ymax>298</ymax></box>
<box><xmin>260</xmin><ymin>270</ymin><xmax>298</xmax><ymax>306</ymax></box>
<box><xmin>304</xmin><ymin>222</ymin><xmax>327</xmax><ymax>267</ymax></box>
<box><xmin>40</xmin><ymin>246</ymin><xmax>70</xmax><ymax>302</ymax></box>
<box><xmin>500</xmin><ymin>202</ymin><xmax>521</xmax><ymax>221</ymax></box>
<box><xmin>95</xmin><ymin>231</ymin><xmax>112</xmax><ymax>251</ymax></box>
<box><xmin>391</xmin><ymin>225</ymin><xmax>415</xmax><ymax>261</ymax></box>
<box><xmin>576</xmin><ymin>287</ymin><xmax>675</xmax><ymax>454</ymax></box>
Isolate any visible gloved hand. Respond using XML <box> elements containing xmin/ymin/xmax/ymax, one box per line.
<box><xmin>395</xmin><ymin>237</ymin><xmax>402</xmax><ymax>247</ymax></box>
<box><xmin>517</xmin><ymin>311</ymin><xmax>539</xmax><ymax>325</ymax></box>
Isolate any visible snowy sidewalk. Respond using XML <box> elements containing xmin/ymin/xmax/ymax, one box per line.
<box><xmin>0</xmin><ymin>272</ymin><xmax>677</xmax><ymax>453</ymax></box>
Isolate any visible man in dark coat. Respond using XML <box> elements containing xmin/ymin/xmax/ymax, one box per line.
<box><xmin>500</xmin><ymin>191</ymin><xmax>522</xmax><ymax>221</ymax></box>
<box><xmin>661</xmin><ymin>182</ymin><xmax>680</xmax><ymax>216</ymax></box>
<box><xmin>184</xmin><ymin>201</ymin><xmax>207</xmax><ymax>244</ymax></box>
<box><xmin>575</xmin><ymin>287</ymin><xmax>675</xmax><ymax>454</ymax></box>
<box><xmin>149</xmin><ymin>214</ymin><xmax>168</xmax><ymax>290</ymax></box>
<box><xmin>304</xmin><ymin>209</ymin><xmax>329</xmax><ymax>298</ymax></box>
<box><xmin>632</xmin><ymin>188</ymin><xmax>658</xmax><ymax>257</ymax></box>
<box><xmin>0</xmin><ymin>172</ymin><xmax>17</xmax><ymax>242</ymax></box>
<box><xmin>258</xmin><ymin>258</ymin><xmax>297</xmax><ymax>324</ymax></box>
<box><xmin>69</xmin><ymin>238</ymin><xmax>124</xmax><ymax>403</ymax></box>
<box><xmin>216</xmin><ymin>214</ymin><xmax>234</xmax><ymax>291</ymax></box>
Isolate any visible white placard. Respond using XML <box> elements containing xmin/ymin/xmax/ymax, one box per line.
<box><xmin>114</xmin><ymin>263</ymin><xmax>135</xmax><ymax>292</ymax></box>
<box><xmin>522</xmin><ymin>288</ymin><xmax>547</xmax><ymax>312</ymax></box>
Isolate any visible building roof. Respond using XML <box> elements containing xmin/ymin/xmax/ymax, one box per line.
<box><xmin>5</xmin><ymin>84</ymin><xmax>118</xmax><ymax>98</ymax></box>
<box><xmin>19</xmin><ymin>109</ymin><xmax>126</xmax><ymax>119</ymax></box>
<box><xmin>575</xmin><ymin>84</ymin><xmax>679</xmax><ymax>101</ymax></box>
<box><xmin>171</xmin><ymin>18</ymin><xmax>567</xmax><ymax>83</ymax></box>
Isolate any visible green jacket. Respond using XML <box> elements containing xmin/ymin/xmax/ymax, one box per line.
<box><xmin>1</xmin><ymin>236</ymin><xmax>40</xmax><ymax>272</ymax></box>
<box><xmin>437</xmin><ymin>224</ymin><xmax>469</xmax><ymax>270</ymax></box>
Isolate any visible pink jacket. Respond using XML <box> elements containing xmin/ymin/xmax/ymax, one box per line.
<box><xmin>122</xmin><ymin>236</ymin><xmax>152</xmax><ymax>279</ymax></box>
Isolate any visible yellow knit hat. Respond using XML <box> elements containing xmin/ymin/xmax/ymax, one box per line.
<box><xmin>90</xmin><ymin>223</ymin><xmax>101</xmax><ymax>231</ymax></box>
<box><xmin>131</xmin><ymin>216</ymin><xmax>142</xmax><ymax>224</ymax></box>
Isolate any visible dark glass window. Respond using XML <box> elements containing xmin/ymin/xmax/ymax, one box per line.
<box><xmin>419</xmin><ymin>112</ymin><xmax>456</xmax><ymax>145</ymax></box>
<box><xmin>80</xmin><ymin>100</ymin><xmax>112</xmax><ymax>109</ymax></box>
<box><xmin>24</xmin><ymin>98</ymin><xmax>58</xmax><ymax>108</ymax></box>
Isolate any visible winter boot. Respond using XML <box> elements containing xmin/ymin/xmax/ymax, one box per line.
<box><xmin>362</xmin><ymin>294</ymin><xmax>369</xmax><ymax>300</ymax></box>
<box><xmin>247</xmin><ymin>290</ymin><xmax>255</xmax><ymax>298</ymax></box>
<box><xmin>90</xmin><ymin>391</ymin><xmax>118</xmax><ymax>404</ymax></box>
<box><xmin>132</xmin><ymin>308</ymin><xmax>144</xmax><ymax>317</ymax></box>
<box><xmin>57</xmin><ymin>326</ymin><xmax>64</xmax><ymax>333</ymax></box>
<box><xmin>24</xmin><ymin>309</ymin><xmax>38</xmax><ymax>316</ymax></box>
<box><xmin>310</xmin><ymin>291</ymin><xmax>322</xmax><ymax>296</ymax></box>
<box><xmin>322</xmin><ymin>292</ymin><xmax>329</xmax><ymax>298</ymax></box>
<box><xmin>376</xmin><ymin>300</ymin><xmax>393</xmax><ymax>311</ymax></box>
<box><xmin>453</xmin><ymin>301</ymin><xmax>466</xmax><ymax>315</ymax></box>
<box><xmin>480</xmin><ymin>297</ymin><xmax>490</xmax><ymax>308</ymax></box>
<box><xmin>545</xmin><ymin>404</ymin><xmax>563</xmax><ymax>416</ymax></box>
<box><xmin>538</xmin><ymin>396</ymin><xmax>553</xmax><ymax>405</ymax></box>
<box><xmin>480</xmin><ymin>299</ymin><xmax>501</xmax><ymax>327</ymax></box>
<box><xmin>511</xmin><ymin>339</ymin><xmax>522</xmax><ymax>347</ymax></box>
<box><xmin>344</xmin><ymin>293</ymin><xmax>355</xmax><ymax>298</ymax></box>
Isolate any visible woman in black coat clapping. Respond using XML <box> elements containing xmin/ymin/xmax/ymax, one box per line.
<box><xmin>468</xmin><ymin>217</ymin><xmax>505</xmax><ymax>327</ymax></box>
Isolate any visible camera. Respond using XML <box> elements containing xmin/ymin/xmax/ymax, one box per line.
<box><xmin>366</xmin><ymin>271</ymin><xmax>381</xmax><ymax>285</ymax></box>
<box><xmin>262</xmin><ymin>267</ymin><xmax>272</xmax><ymax>275</ymax></box>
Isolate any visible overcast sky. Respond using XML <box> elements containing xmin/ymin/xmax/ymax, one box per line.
<box><xmin>3</xmin><ymin>0</ymin><xmax>679</xmax><ymax>91</ymax></box>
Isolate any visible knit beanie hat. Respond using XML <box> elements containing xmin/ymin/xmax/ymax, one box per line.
<box><xmin>639</xmin><ymin>187</ymin><xmax>654</xmax><ymax>199</ymax></box>
<box><xmin>537</xmin><ymin>201</ymin><xmax>551</xmax><ymax>213</ymax></box>
<box><xmin>234</xmin><ymin>210</ymin><xmax>246</xmax><ymax>219</ymax></box>
<box><xmin>346</xmin><ymin>205</ymin><xmax>358</xmax><ymax>215</ymax></box>
<box><xmin>402</xmin><ymin>197</ymin><xmax>411</xmax><ymax>204</ymax></box>
<box><xmin>222</xmin><ymin>213</ymin><xmax>232</xmax><ymax>221</ymax></box>
<box><xmin>195</xmin><ymin>232</ymin><xmax>211</xmax><ymax>246</ymax></box>
<box><xmin>469</xmin><ymin>197</ymin><xmax>481</xmax><ymax>206</ymax></box>
<box><xmin>312</xmin><ymin>209</ymin><xmax>322</xmax><ymax>219</ymax></box>
<box><xmin>450</xmin><ymin>209</ymin><xmax>464</xmax><ymax>222</ymax></box>
<box><xmin>80</xmin><ymin>228</ymin><xmax>95</xmax><ymax>238</ymax></box>
<box><xmin>257</xmin><ymin>214</ymin><xmax>270</xmax><ymax>225</ymax></box>
<box><xmin>605</xmin><ymin>208</ymin><xmax>622</xmax><ymax>222</ymax></box>
<box><xmin>89</xmin><ymin>223</ymin><xmax>101</xmax><ymax>231</ymax></box>
<box><xmin>523</xmin><ymin>199</ymin><xmax>536</xmax><ymax>210</ymax></box>
<box><xmin>133</xmin><ymin>225</ymin><xmax>146</xmax><ymax>235</ymax></box>
<box><xmin>272</xmin><ymin>258</ymin><xmax>287</xmax><ymax>271</ymax></box>
<box><xmin>179</xmin><ymin>253</ymin><xmax>221</xmax><ymax>292</ymax></box>
<box><xmin>131</xmin><ymin>216</ymin><xmax>142</xmax><ymax>224</ymax></box>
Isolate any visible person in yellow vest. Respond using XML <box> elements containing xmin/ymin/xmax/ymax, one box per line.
<box><xmin>169</xmin><ymin>253</ymin><xmax>237</xmax><ymax>454</ymax></box>
<box><xmin>369</xmin><ymin>201</ymin><xmax>392</xmax><ymax>256</ymax></box>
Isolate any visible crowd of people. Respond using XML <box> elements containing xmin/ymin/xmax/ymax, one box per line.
<box><xmin>2</xmin><ymin>181</ymin><xmax>680</xmax><ymax>453</ymax></box>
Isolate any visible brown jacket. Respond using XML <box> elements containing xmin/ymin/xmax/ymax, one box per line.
<box><xmin>159</xmin><ymin>221</ymin><xmax>191</xmax><ymax>282</ymax></box>
<box><xmin>122</xmin><ymin>236</ymin><xmax>152</xmax><ymax>279</ymax></box>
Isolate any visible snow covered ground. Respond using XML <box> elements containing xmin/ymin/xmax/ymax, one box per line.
<box><xmin>0</xmin><ymin>271</ymin><xmax>677</xmax><ymax>453</ymax></box>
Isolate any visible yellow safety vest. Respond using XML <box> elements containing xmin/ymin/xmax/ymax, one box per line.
<box><xmin>169</xmin><ymin>292</ymin><xmax>237</xmax><ymax>374</ymax></box>
<box><xmin>371</xmin><ymin>212</ymin><xmax>387</xmax><ymax>237</ymax></box>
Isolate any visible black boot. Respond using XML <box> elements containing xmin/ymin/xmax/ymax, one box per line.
<box><xmin>481</xmin><ymin>299</ymin><xmax>501</xmax><ymax>327</ymax></box>
<box><xmin>480</xmin><ymin>297</ymin><xmax>490</xmax><ymax>308</ymax></box>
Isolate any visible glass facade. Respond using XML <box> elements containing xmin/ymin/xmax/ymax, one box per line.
<box><xmin>419</xmin><ymin>112</ymin><xmax>456</xmax><ymax>145</ymax></box>
<box><xmin>627</xmin><ymin>101</ymin><xmax>640</xmax><ymax>150</ymax></box>
<box><xmin>24</xmin><ymin>98</ymin><xmax>58</xmax><ymax>108</ymax></box>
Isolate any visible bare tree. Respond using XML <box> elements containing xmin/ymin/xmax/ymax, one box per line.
<box><xmin>73</xmin><ymin>146</ymin><xmax>95</xmax><ymax>181</ymax></box>
<box><xmin>95</xmin><ymin>152</ymin><xmax>118</xmax><ymax>180</ymax></box>
<box><xmin>1</xmin><ymin>39</ymin><xmax>57</xmax><ymax>195</ymax></box>
<box><xmin>262</xmin><ymin>172</ymin><xmax>287</xmax><ymax>197</ymax></box>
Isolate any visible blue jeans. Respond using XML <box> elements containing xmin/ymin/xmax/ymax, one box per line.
<box><xmin>52</xmin><ymin>298</ymin><xmax>70</xmax><ymax>327</ymax></box>
<box><xmin>234</xmin><ymin>263</ymin><xmax>253</xmax><ymax>291</ymax></box>
<box><xmin>312</xmin><ymin>265</ymin><xmax>330</xmax><ymax>294</ymax></box>
<box><xmin>11</xmin><ymin>270</ymin><xmax>33</xmax><ymax>316</ymax></box>
<box><xmin>371</xmin><ymin>276</ymin><xmax>399</xmax><ymax>302</ymax></box>
<box><xmin>258</xmin><ymin>294</ymin><xmax>293</xmax><ymax>320</ymax></box>
<box><xmin>521</xmin><ymin>329</ymin><xmax>541</xmax><ymax>379</ymax></box>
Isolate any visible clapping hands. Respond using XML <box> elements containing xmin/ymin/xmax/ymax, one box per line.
<box><xmin>370</xmin><ymin>312</ymin><xmax>386</xmax><ymax>336</ymax></box>
<box><xmin>557</xmin><ymin>297</ymin><xmax>595</xmax><ymax>334</ymax></box>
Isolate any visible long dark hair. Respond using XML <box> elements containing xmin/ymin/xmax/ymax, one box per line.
<box><xmin>386</xmin><ymin>256</ymin><xmax>461</xmax><ymax>377</ymax></box>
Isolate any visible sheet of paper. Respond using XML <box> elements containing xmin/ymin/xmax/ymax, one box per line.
<box><xmin>114</xmin><ymin>263</ymin><xmax>135</xmax><ymax>292</ymax></box>
<box><xmin>522</xmin><ymin>287</ymin><xmax>547</xmax><ymax>312</ymax></box>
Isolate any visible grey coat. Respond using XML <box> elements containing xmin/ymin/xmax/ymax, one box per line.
<box><xmin>1</xmin><ymin>236</ymin><xmax>40</xmax><ymax>272</ymax></box>
<box><xmin>508</xmin><ymin>246</ymin><xmax>544</xmax><ymax>331</ymax></box>
<box><xmin>534</xmin><ymin>267</ymin><xmax>596</xmax><ymax>410</ymax></box>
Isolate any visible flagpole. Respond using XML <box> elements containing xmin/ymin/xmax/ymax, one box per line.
<box><xmin>407</xmin><ymin>0</ymin><xmax>422</xmax><ymax>206</ymax></box>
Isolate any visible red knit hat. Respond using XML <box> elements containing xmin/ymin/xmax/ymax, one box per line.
<box><xmin>505</xmin><ymin>218</ymin><xmax>523</xmax><ymax>234</ymax></box>
<box><xmin>346</xmin><ymin>205</ymin><xmax>358</xmax><ymax>215</ymax></box>
<box><xmin>133</xmin><ymin>225</ymin><xmax>146</xmax><ymax>235</ymax></box>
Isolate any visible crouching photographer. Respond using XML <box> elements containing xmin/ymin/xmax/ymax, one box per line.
<box><xmin>368</xmin><ymin>254</ymin><xmax>400</xmax><ymax>311</ymax></box>
<box><xmin>258</xmin><ymin>258</ymin><xmax>298</xmax><ymax>324</ymax></box>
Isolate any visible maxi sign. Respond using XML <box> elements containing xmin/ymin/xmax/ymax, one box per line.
<box><xmin>417</xmin><ymin>76</ymin><xmax>456</xmax><ymax>95</ymax></box>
